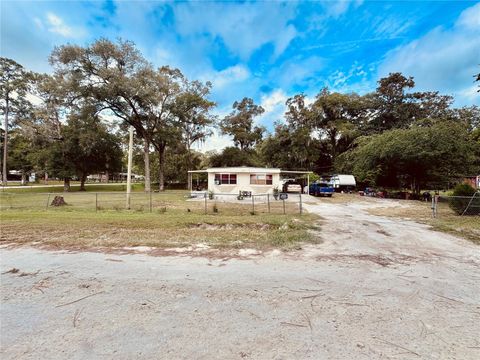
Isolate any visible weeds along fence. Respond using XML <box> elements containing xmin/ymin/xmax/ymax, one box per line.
<box><xmin>0</xmin><ymin>191</ymin><xmax>304</xmax><ymax>215</ymax></box>
<box><xmin>432</xmin><ymin>192</ymin><xmax>480</xmax><ymax>218</ymax></box>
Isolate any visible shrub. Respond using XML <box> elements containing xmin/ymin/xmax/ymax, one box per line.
<box><xmin>449</xmin><ymin>183</ymin><xmax>478</xmax><ymax>215</ymax></box>
<box><xmin>452</xmin><ymin>183</ymin><xmax>476</xmax><ymax>197</ymax></box>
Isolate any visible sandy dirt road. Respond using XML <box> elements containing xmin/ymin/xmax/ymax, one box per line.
<box><xmin>1</xmin><ymin>197</ymin><xmax>479</xmax><ymax>359</ymax></box>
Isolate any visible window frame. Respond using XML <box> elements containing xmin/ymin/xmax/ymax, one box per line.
<box><xmin>250</xmin><ymin>173</ymin><xmax>273</xmax><ymax>185</ymax></box>
<box><xmin>214</xmin><ymin>173</ymin><xmax>237</xmax><ymax>185</ymax></box>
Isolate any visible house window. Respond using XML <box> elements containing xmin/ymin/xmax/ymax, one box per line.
<box><xmin>214</xmin><ymin>173</ymin><xmax>237</xmax><ymax>185</ymax></box>
<box><xmin>250</xmin><ymin>174</ymin><xmax>273</xmax><ymax>185</ymax></box>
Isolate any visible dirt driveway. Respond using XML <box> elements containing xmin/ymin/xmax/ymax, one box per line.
<box><xmin>1</xmin><ymin>196</ymin><xmax>479</xmax><ymax>359</ymax></box>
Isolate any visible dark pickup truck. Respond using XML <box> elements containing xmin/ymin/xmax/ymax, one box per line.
<box><xmin>309</xmin><ymin>182</ymin><xmax>334</xmax><ymax>197</ymax></box>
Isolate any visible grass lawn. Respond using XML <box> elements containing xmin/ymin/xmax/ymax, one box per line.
<box><xmin>0</xmin><ymin>190</ymin><xmax>320</xmax><ymax>250</ymax></box>
<box><xmin>0</xmin><ymin>210</ymin><xmax>320</xmax><ymax>250</ymax></box>
<box><xmin>0</xmin><ymin>183</ymin><xmax>145</xmax><ymax>193</ymax></box>
<box><xmin>367</xmin><ymin>200</ymin><xmax>480</xmax><ymax>244</ymax></box>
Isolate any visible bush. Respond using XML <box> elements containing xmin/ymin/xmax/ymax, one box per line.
<box><xmin>452</xmin><ymin>183</ymin><xmax>476</xmax><ymax>197</ymax></box>
<box><xmin>449</xmin><ymin>183</ymin><xmax>478</xmax><ymax>215</ymax></box>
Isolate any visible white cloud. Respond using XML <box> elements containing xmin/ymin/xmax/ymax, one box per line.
<box><xmin>379</xmin><ymin>3</ymin><xmax>480</xmax><ymax>106</ymax></box>
<box><xmin>196</xmin><ymin>130</ymin><xmax>233</xmax><ymax>153</ymax></box>
<box><xmin>456</xmin><ymin>2</ymin><xmax>480</xmax><ymax>29</ymax></box>
<box><xmin>269</xmin><ymin>56</ymin><xmax>325</xmax><ymax>90</ymax></box>
<box><xmin>206</xmin><ymin>65</ymin><xmax>251</xmax><ymax>89</ymax></box>
<box><xmin>46</xmin><ymin>12</ymin><xmax>74</xmax><ymax>37</ymax></box>
<box><xmin>173</xmin><ymin>2</ymin><xmax>298</xmax><ymax>60</ymax></box>
<box><xmin>33</xmin><ymin>17</ymin><xmax>44</xmax><ymax>30</ymax></box>
<box><xmin>257</xmin><ymin>89</ymin><xmax>289</xmax><ymax>128</ymax></box>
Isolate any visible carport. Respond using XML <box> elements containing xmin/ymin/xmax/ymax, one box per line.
<box><xmin>280</xmin><ymin>170</ymin><xmax>313</xmax><ymax>194</ymax></box>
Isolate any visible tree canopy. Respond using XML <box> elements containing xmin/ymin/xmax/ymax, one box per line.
<box><xmin>2</xmin><ymin>41</ymin><xmax>478</xmax><ymax>194</ymax></box>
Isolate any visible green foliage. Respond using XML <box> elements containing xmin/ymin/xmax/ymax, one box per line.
<box><xmin>260</xmin><ymin>124</ymin><xmax>319</xmax><ymax>170</ymax></box>
<box><xmin>449</xmin><ymin>184</ymin><xmax>478</xmax><ymax>215</ymax></box>
<box><xmin>339</xmin><ymin>121</ymin><xmax>477</xmax><ymax>193</ymax></box>
<box><xmin>220</xmin><ymin>98</ymin><xmax>265</xmax><ymax>150</ymax></box>
<box><xmin>452</xmin><ymin>183</ymin><xmax>476</xmax><ymax>197</ymax></box>
<box><xmin>208</xmin><ymin>147</ymin><xmax>262</xmax><ymax>167</ymax></box>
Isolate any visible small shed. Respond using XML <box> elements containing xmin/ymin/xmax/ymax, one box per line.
<box><xmin>188</xmin><ymin>167</ymin><xmax>311</xmax><ymax>195</ymax></box>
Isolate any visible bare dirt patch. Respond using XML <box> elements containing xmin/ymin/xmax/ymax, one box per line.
<box><xmin>1</xmin><ymin>246</ymin><xmax>479</xmax><ymax>359</ymax></box>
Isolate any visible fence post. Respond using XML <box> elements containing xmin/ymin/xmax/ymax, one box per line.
<box><xmin>283</xmin><ymin>198</ymin><xmax>286</xmax><ymax>214</ymax></box>
<box><xmin>252</xmin><ymin>195</ymin><xmax>255</xmax><ymax>214</ymax></box>
<box><xmin>267</xmin><ymin>194</ymin><xmax>270</xmax><ymax>213</ymax></box>
<box><xmin>149</xmin><ymin>191</ymin><xmax>152</xmax><ymax>213</ymax></box>
<box><xmin>95</xmin><ymin>193</ymin><xmax>98</xmax><ymax>212</ymax></box>
<box><xmin>461</xmin><ymin>191</ymin><xmax>479</xmax><ymax>216</ymax></box>
<box><xmin>46</xmin><ymin>193</ymin><xmax>50</xmax><ymax>210</ymax></box>
<box><xmin>299</xmin><ymin>193</ymin><xmax>302</xmax><ymax>215</ymax></box>
<box><xmin>204</xmin><ymin>192</ymin><xmax>207</xmax><ymax>214</ymax></box>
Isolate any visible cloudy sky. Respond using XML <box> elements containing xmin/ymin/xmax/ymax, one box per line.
<box><xmin>1</xmin><ymin>0</ymin><xmax>479</xmax><ymax>151</ymax></box>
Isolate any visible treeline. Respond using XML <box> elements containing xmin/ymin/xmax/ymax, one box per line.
<box><xmin>1</xmin><ymin>39</ymin><xmax>479</xmax><ymax>193</ymax></box>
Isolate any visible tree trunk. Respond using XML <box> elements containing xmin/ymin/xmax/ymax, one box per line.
<box><xmin>2</xmin><ymin>98</ymin><xmax>9</xmax><ymax>185</ymax></box>
<box><xmin>105</xmin><ymin>170</ymin><xmax>109</xmax><ymax>183</ymax></box>
<box><xmin>143</xmin><ymin>139</ymin><xmax>151</xmax><ymax>193</ymax></box>
<box><xmin>21</xmin><ymin>171</ymin><xmax>26</xmax><ymax>186</ymax></box>
<box><xmin>80</xmin><ymin>174</ymin><xmax>87</xmax><ymax>191</ymax></box>
<box><xmin>187</xmin><ymin>144</ymin><xmax>193</xmax><ymax>191</ymax></box>
<box><xmin>158</xmin><ymin>146</ymin><xmax>166</xmax><ymax>191</ymax></box>
<box><xmin>64</xmin><ymin>177</ymin><xmax>71</xmax><ymax>192</ymax></box>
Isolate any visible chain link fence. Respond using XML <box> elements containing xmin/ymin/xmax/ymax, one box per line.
<box><xmin>432</xmin><ymin>192</ymin><xmax>480</xmax><ymax>217</ymax></box>
<box><xmin>0</xmin><ymin>191</ymin><xmax>303</xmax><ymax>215</ymax></box>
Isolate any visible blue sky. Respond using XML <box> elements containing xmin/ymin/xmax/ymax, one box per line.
<box><xmin>1</xmin><ymin>0</ymin><xmax>479</xmax><ymax>150</ymax></box>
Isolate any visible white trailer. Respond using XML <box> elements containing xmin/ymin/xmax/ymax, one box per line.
<box><xmin>329</xmin><ymin>174</ymin><xmax>356</xmax><ymax>191</ymax></box>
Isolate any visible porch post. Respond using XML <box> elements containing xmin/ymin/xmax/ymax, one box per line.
<box><xmin>307</xmin><ymin>173</ymin><xmax>310</xmax><ymax>195</ymax></box>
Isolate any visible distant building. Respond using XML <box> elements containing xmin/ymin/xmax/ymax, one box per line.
<box><xmin>464</xmin><ymin>175</ymin><xmax>480</xmax><ymax>189</ymax></box>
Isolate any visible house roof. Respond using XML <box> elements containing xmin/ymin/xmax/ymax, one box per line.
<box><xmin>188</xmin><ymin>167</ymin><xmax>312</xmax><ymax>174</ymax></box>
<box><xmin>206</xmin><ymin>167</ymin><xmax>281</xmax><ymax>174</ymax></box>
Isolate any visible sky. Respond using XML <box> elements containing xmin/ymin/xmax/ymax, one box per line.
<box><xmin>1</xmin><ymin>0</ymin><xmax>479</xmax><ymax>151</ymax></box>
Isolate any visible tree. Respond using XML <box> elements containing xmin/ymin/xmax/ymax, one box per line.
<box><xmin>220</xmin><ymin>98</ymin><xmax>265</xmax><ymax>150</ymax></box>
<box><xmin>310</xmin><ymin>89</ymin><xmax>365</xmax><ymax>165</ymax></box>
<box><xmin>208</xmin><ymin>147</ymin><xmax>262</xmax><ymax>167</ymax></box>
<box><xmin>172</xmin><ymin>79</ymin><xmax>215</xmax><ymax>170</ymax></box>
<box><xmin>0</xmin><ymin>58</ymin><xmax>32</xmax><ymax>184</ymax></box>
<box><xmin>7</xmin><ymin>130</ymin><xmax>36</xmax><ymax>185</ymax></box>
<box><xmin>363</xmin><ymin>73</ymin><xmax>455</xmax><ymax>134</ymax></box>
<box><xmin>65</xmin><ymin>107</ymin><xmax>123</xmax><ymax>190</ymax></box>
<box><xmin>22</xmin><ymin>73</ymin><xmax>74</xmax><ymax>190</ymax></box>
<box><xmin>260</xmin><ymin>124</ymin><xmax>319</xmax><ymax>171</ymax></box>
<box><xmin>368</xmin><ymin>72</ymin><xmax>417</xmax><ymax>132</ymax></box>
<box><xmin>50</xmin><ymin>39</ymin><xmax>156</xmax><ymax>192</ymax></box>
<box><xmin>337</xmin><ymin>121</ymin><xmax>477</xmax><ymax>193</ymax></box>
<box><xmin>50</xmin><ymin>40</ymin><xmax>200</xmax><ymax>192</ymax></box>
<box><xmin>32</xmin><ymin>107</ymin><xmax>122</xmax><ymax>191</ymax></box>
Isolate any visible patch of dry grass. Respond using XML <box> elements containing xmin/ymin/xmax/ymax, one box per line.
<box><xmin>304</xmin><ymin>193</ymin><xmax>363</xmax><ymax>204</ymax></box>
<box><xmin>368</xmin><ymin>201</ymin><xmax>480</xmax><ymax>244</ymax></box>
<box><xmin>0</xmin><ymin>209</ymin><xmax>321</xmax><ymax>250</ymax></box>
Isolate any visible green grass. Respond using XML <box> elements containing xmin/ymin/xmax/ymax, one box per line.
<box><xmin>1</xmin><ymin>183</ymin><xmax>146</xmax><ymax>193</ymax></box>
<box><xmin>0</xmin><ymin>190</ymin><xmax>319</xmax><ymax>250</ymax></box>
<box><xmin>0</xmin><ymin>209</ymin><xmax>320</xmax><ymax>250</ymax></box>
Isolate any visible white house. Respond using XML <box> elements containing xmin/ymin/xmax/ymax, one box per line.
<box><xmin>188</xmin><ymin>167</ymin><xmax>311</xmax><ymax>195</ymax></box>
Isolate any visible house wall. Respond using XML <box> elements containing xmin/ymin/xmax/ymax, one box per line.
<box><xmin>208</xmin><ymin>172</ymin><xmax>281</xmax><ymax>194</ymax></box>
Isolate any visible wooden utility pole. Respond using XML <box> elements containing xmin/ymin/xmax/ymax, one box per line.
<box><xmin>2</xmin><ymin>98</ymin><xmax>9</xmax><ymax>185</ymax></box>
<box><xmin>126</xmin><ymin>126</ymin><xmax>134</xmax><ymax>209</ymax></box>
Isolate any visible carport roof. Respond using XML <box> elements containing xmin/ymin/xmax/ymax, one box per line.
<box><xmin>187</xmin><ymin>167</ymin><xmax>312</xmax><ymax>174</ymax></box>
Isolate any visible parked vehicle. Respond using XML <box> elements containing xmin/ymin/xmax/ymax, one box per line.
<box><xmin>329</xmin><ymin>174</ymin><xmax>356</xmax><ymax>192</ymax></box>
<box><xmin>286</xmin><ymin>183</ymin><xmax>302</xmax><ymax>193</ymax></box>
<box><xmin>309</xmin><ymin>182</ymin><xmax>334</xmax><ymax>197</ymax></box>
<box><xmin>282</xmin><ymin>179</ymin><xmax>302</xmax><ymax>193</ymax></box>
